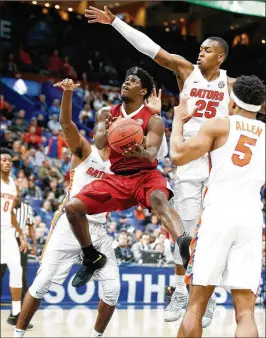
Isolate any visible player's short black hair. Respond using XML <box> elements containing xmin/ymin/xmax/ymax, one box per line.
<box><xmin>0</xmin><ymin>147</ymin><xmax>13</xmax><ymax>157</ymax></box>
<box><xmin>233</xmin><ymin>75</ymin><xmax>266</xmax><ymax>106</ymax></box>
<box><xmin>208</xmin><ymin>36</ymin><xmax>229</xmax><ymax>60</ymax></box>
<box><xmin>125</xmin><ymin>66</ymin><xmax>154</xmax><ymax>100</ymax></box>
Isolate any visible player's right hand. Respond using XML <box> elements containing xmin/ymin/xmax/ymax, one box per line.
<box><xmin>85</xmin><ymin>6</ymin><xmax>115</xmax><ymax>25</ymax></box>
<box><xmin>105</xmin><ymin>115</ymin><xmax>120</xmax><ymax>131</ymax></box>
<box><xmin>53</xmin><ymin>78</ymin><xmax>80</xmax><ymax>91</ymax></box>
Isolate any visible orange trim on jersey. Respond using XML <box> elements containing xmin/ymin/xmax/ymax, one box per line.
<box><xmin>40</xmin><ymin>170</ymin><xmax>75</xmax><ymax>260</ymax></box>
<box><xmin>184</xmin><ymin>225</ymin><xmax>200</xmax><ymax>284</ymax></box>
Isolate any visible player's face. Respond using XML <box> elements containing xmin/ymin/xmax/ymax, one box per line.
<box><xmin>0</xmin><ymin>154</ymin><xmax>12</xmax><ymax>174</ymax></box>
<box><xmin>197</xmin><ymin>39</ymin><xmax>225</xmax><ymax>70</ymax></box>
<box><xmin>121</xmin><ymin>75</ymin><xmax>147</xmax><ymax>101</ymax></box>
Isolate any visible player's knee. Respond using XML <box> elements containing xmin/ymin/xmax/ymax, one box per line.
<box><xmin>235</xmin><ymin>309</ymin><xmax>254</xmax><ymax>324</ymax></box>
<box><xmin>29</xmin><ymin>275</ymin><xmax>52</xmax><ymax>299</ymax></box>
<box><xmin>101</xmin><ymin>279</ymin><xmax>121</xmax><ymax>307</ymax></box>
<box><xmin>65</xmin><ymin>198</ymin><xmax>87</xmax><ymax>221</ymax></box>
<box><xmin>9</xmin><ymin>262</ymin><xmax>22</xmax><ymax>288</ymax></box>
<box><xmin>149</xmin><ymin>190</ymin><xmax>168</xmax><ymax>211</ymax></box>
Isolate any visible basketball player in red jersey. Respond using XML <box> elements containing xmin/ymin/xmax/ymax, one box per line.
<box><xmin>65</xmin><ymin>66</ymin><xmax>192</xmax><ymax>287</ymax></box>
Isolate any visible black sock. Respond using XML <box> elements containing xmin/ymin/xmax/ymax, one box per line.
<box><xmin>176</xmin><ymin>234</ymin><xmax>192</xmax><ymax>269</ymax></box>
<box><xmin>82</xmin><ymin>245</ymin><xmax>101</xmax><ymax>261</ymax></box>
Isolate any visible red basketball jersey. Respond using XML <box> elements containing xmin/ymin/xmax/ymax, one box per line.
<box><xmin>109</xmin><ymin>104</ymin><xmax>158</xmax><ymax>172</ymax></box>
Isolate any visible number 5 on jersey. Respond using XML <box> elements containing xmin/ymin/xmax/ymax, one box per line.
<box><xmin>232</xmin><ymin>135</ymin><xmax>257</xmax><ymax>167</ymax></box>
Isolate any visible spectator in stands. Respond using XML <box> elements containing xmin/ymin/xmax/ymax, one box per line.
<box><xmin>13</xmin><ymin>72</ymin><xmax>27</xmax><ymax>95</ymax></box>
<box><xmin>38</xmin><ymin>158</ymin><xmax>50</xmax><ymax>181</ymax></box>
<box><xmin>131</xmin><ymin>233</ymin><xmax>151</xmax><ymax>263</ymax></box>
<box><xmin>7</xmin><ymin>53</ymin><xmax>18</xmax><ymax>76</ymax></box>
<box><xmin>133</xmin><ymin>206</ymin><xmax>146</xmax><ymax>228</ymax></box>
<box><xmin>117</xmin><ymin>215</ymin><xmax>132</xmax><ymax>232</ymax></box>
<box><xmin>47</xmin><ymin>130</ymin><xmax>68</xmax><ymax>163</ymax></box>
<box><xmin>48</xmin><ymin>50</ymin><xmax>61</xmax><ymax>75</ymax></box>
<box><xmin>163</xmin><ymin>109</ymin><xmax>174</xmax><ymax>129</ymax></box>
<box><xmin>35</xmin><ymin>227</ymin><xmax>46</xmax><ymax>256</ymax></box>
<box><xmin>48</xmin><ymin>99</ymin><xmax>61</xmax><ymax>116</ymax></box>
<box><xmin>36</xmin><ymin>114</ymin><xmax>47</xmax><ymax>129</ymax></box>
<box><xmin>145</xmin><ymin>214</ymin><xmax>160</xmax><ymax>236</ymax></box>
<box><xmin>12</xmin><ymin>116</ymin><xmax>27</xmax><ymax>134</ymax></box>
<box><xmin>61</xmin><ymin>56</ymin><xmax>71</xmax><ymax>77</ymax></box>
<box><xmin>152</xmin><ymin>232</ymin><xmax>174</xmax><ymax>263</ymax></box>
<box><xmin>79</xmin><ymin>104</ymin><xmax>94</xmax><ymax>123</ymax></box>
<box><xmin>39</xmin><ymin>201</ymin><xmax>54</xmax><ymax>226</ymax></box>
<box><xmin>1</xmin><ymin>130</ymin><xmax>14</xmax><ymax>149</ymax></box>
<box><xmin>92</xmin><ymin>92</ymin><xmax>105</xmax><ymax>111</ymax></box>
<box><xmin>107</xmin><ymin>221</ymin><xmax>118</xmax><ymax>240</ymax></box>
<box><xmin>24</xmin><ymin>174</ymin><xmax>42</xmax><ymax>200</ymax></box>
<box><xmin>16</xmin><ymin>169</ymin><xmax>29</xmax><ymax>192</ymax></box>
<box><xmin>48</xmin><ymin>114</ymin><xmax>61</xmax><ymax>132</ymax></box>
<box><xmin>0</xmin><ymin>95</ymin><xmax>13</xmax><ymax>117</ymax></box>
<box><xmin>24</xmin><ymin>126</ymin><xmax>41</xmax><ymax>147</ymax></box>
<box><xmin>60</xmin><ymin>149</ymin><xmax>71</xmax><ymax>175</ymax></box>
<box><xmin>115</xmin><ymin>230</ymin><xmax>134</xmax><ymax>262</ymax></box>
<box><xmin>37</xmin><ymin>94</ymin><xmax>48</xmax><ymax>111</ymax></box>
<box><xmin>28</xmin><ymin>117</ymin><xmax>41</xmax><ymax>136</ymax></box>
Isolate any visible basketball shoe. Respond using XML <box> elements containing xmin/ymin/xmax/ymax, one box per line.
<box><xmin>202</xmin><ymin>293</ymin><xmax>216</xmax><ymax>328</ymax></box>
<box><xmin>72</xmin><ymin>253</ymin><xmax>107</xmax><ymax>287</ymax></box>
<box><xmin>7</xmin><ymin>312</ymin><xmax>33</xmax><ymax>329</ymax></box>
<box><xmin>164</xmin><ymin>290</ymin><xmax>188</xmax><ymax>322</ymax></box>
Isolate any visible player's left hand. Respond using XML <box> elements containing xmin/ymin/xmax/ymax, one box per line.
<box><xmin>54</xmin><ymin>78</ymin><xmax>80</xmax><ymax>91</ymax></box>
<box><xmin>173</xmin><ymin>93</ymin><xmax>195</xmax><ymax>124</ymax></box>
<box><xmin>145</xmin><ymin>88</ymin><xmax>162</xmax><ymax>114</ymax></box>
<box><xmin>122</xmin><ymin>144</ymin><xmax>146</xmax><ymax>158</ymax></box>
<box><xmin>19</xmin><ymin>236</ymin><xmax>28</xmax><ymax>254</ymax></box>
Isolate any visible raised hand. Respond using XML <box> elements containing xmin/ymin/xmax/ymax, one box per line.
<box><xmin>173</xmin><ymin>94</ymin><xmax>195</xmax><ymax>124</ymax></box>
<box><xmin>105</xmin><ymin>115</ymin><xmax>120</xmax><ymax>131</ymax></box>
<box><xmin>53</xmin><ymin>78</ymin><xmax>80</xmax><ymax>91</ymax></box>
<box><xmin>145</xmin><ymin>88</ymin><xmax>162</xmax><ymax>114</ymax></box>
<box><xmin>85</xmin><ymin>6</ymin><xmax>115</xmax><ymax>25</ymax></box>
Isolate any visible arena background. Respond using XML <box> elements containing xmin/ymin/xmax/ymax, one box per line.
<box><xmin>0</xmin><ymin>0</ymin><xmax>265</xmax><ymax>336</ymax></box>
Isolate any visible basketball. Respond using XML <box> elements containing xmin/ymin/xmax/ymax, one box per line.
<box><xmin>107</xmin><ymin>118</ymin><xmax>144</xmax><ymax>153</ymax></box>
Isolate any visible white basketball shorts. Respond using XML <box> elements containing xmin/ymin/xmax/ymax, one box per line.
<box><xmin>174</xmin><ymin>154</ymin><xmax>209</xmax><ymax>221</ymax></box>
<box><xmin>185</xmin><ymin>203</ymin><xmax>263</xmax><ymax>295</ymax></box>
<box><xmin>38</xmin><ymin>213</ymin><xmax>119</xmax><ymax>285</ymax></box>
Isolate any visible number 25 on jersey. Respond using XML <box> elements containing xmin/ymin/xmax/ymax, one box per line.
<box><xmin>232</xmin><ymin>135</ymin><xmax>257</xmax><ymax>167</ymax></box>
<box><xmin>193</xmin><ymin>100</ymin><xmax>219</xmax><ymax>119</ymax></box>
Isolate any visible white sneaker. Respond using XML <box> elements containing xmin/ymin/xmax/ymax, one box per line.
<box><xmin>164</xmin><ymin>291</ymin><xmax>188</xmax><ymax>322</ymax></box>
<box><xmin>202</xmin><ymin>293</ymin><xmax>216</xmax><ymax>328</ymax></box>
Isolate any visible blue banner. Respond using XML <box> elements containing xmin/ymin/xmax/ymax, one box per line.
<box><xmin>1</xmin><ymin>263</ymin><xmax>265</xmax><ymax>308</ymax></box>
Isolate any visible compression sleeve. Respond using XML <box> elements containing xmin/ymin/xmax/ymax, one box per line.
<box><xmin>112</xmin><ymin>17</ymin><xmax>161</xmax><ymax>60</ymax></box>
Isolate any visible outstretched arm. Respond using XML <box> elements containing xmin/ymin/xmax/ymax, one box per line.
<box><xmin>93</xmin><ymin>107</ymin><xmax>111</xmax><ymax>149</ymax></box>
<box><xmin>85</xmin><ymin>6</ymin><xmax>194</xmax><ymax>81</ymax></box>
<box><xmin>54</xmin><ymin>79</ymin><xmax>91</xmax><ymax>161</ymax></box>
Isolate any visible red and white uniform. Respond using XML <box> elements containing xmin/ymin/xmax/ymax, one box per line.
<box><xmin>1</xmin><ymin>177</ymin><xmax>22</xmax><ymax>288</ymax></box>
<box><xmin>185</xmin><ymin>116</ymin><xmax>265</xmax><ymax>294</ymax></box>
<box><xmin>75</xmin><ymin>104</ymin><xmax>172</xmax><ymax>214</ymax></box>
<box><xmin>174</xmin><ymin>65</ymin><xmax>230</xmax><ymax>221</ymax></box>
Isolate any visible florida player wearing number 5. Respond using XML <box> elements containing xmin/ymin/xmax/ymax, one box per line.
<box><xmin>65</xmin><ymin>66</ymin><xmax>191</xmax><ymax>288</ymax></box>
<box><xmin>170</xmin><ymin>75</ymin><xmax>265</xmax><ymax>338</ymax></box>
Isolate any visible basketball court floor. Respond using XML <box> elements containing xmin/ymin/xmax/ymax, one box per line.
<box><xmin>1</xmin><ymin>306</ymin><xmax>265</xmax><ymax>337</ymax></box>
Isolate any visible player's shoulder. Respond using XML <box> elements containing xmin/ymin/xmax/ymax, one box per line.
<box><xmin>227</xmin><ymin>76</ymin><xmax>236</xmax><ymax>91</ymax></box>
<box><xmin>202</xmin><ymin>116</ymin><xmax>230</xmax><ymax>135</ymax></box>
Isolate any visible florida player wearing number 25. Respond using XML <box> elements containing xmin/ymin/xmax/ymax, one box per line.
<box><xmin>170</xmin><ymin>75</ymin><xmax>265</xmax><ymax>338</ymax></box>
<box><xmin>65</xmin><ymin>66</ymin><xmax>191</xmax><ymax>287</ymax></box>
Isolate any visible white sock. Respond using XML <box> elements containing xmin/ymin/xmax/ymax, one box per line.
<box><xmin>12</xmin><ymin>301</ymin><xmax>21</xmax><ymax>316</ymax></box>
<box><xmin>13</xmin><ymin>328</ymin><xmax>25</xmax><ymax>337</ymax></box>
<box><xmin>174</xmin><ymin>275</ymin><xmax>188</xmax><ymax>295</ymax></box>
<box><xmin>91</xmin><ymin>329</ymin><xmax>103</xmax><ymax>337</ymax></box>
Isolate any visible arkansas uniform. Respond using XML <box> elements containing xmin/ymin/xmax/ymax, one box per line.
<box><xmin>29</xmin><ymin>147</ymin><xmax>120</xmax><ymax>306</ymax></box>
<box><xmin>1</xmin><ymin>176</ymin><xmax>22</xmax><ymax>288</ymax></box>
<box><xmin>185</xmin><ymin>115</ymin><xmax>265</xmax><ymax>294</ymax></box>
<box><xmin>75</xmin><ymin>104</ymin><xmax>173</xmax><ymax>213</ymax></box>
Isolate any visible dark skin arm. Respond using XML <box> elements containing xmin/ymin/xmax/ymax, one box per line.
<box><xmin>94</xmin><ymin>107</ymin><xmax>112</xmax><ymax>149</ymax></box>
<box><xmin>123</xmin><ymin>114</ymin><xmax>165</xmax><ymax>163</ymax></box>
<box><xmin>54</xmin><ymin>79</ymin><xmax>91</xmax><ymax>165</ymax></box>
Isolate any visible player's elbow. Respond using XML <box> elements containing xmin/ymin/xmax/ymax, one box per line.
<box><xmin>170</xmin><ymin>154</ymin><xmax>186</xmax><ymax>166</ymax></box>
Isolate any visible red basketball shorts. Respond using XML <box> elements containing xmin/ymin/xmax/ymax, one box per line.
<box><xmin>74</xmin><ymin>169</ymin><xmax>173</xmax><ymax>214</ymax></box>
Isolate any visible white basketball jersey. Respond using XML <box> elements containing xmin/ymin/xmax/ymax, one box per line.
<box><xmin>0</xmin><ymin>176</ymin><xmax>17</xmax><ymax>231</ymax></box>
<box><xmin>204</xmin><ymin>115</ymin><xmax>265</xmax><ymax>208</ymax></box>
<box><xmin>51</xmin><ymin>147</ymin><xmax>111</xmax><ymax>227</ymax></box>
<box><xmin>182</xmin><ymin>65</ymin><xmax>230</xmax><ymax>139</ymax></box>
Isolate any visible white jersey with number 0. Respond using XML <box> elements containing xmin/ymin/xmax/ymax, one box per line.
<box><xmin>182</xmin><ymin>65</ymin><xmax>230</xmax><ymax>139</ymax></box>
<box><xmin>0</xmin><ymin>176</ymin><xmax>17</xmax><ymax>231</ymax></box>
<box><xmin>204</xmin><ymin>115</ymin><xmax>265</xmax><ymax>208</ymax></box>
